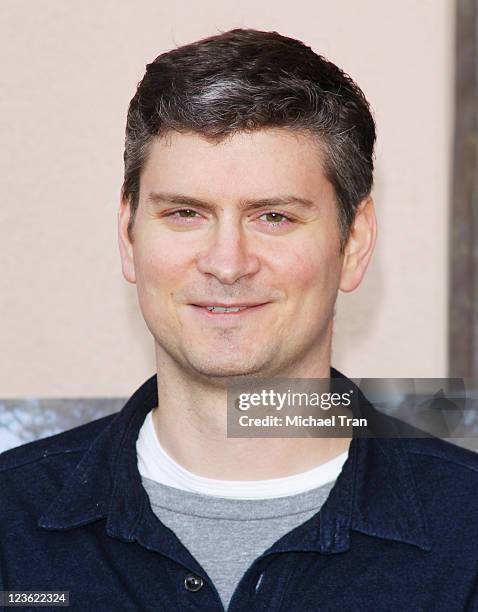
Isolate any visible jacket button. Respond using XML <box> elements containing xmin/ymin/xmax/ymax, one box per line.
<box><xmin>184</xmin><ymin>573</ymin><xmax>204</xmax><ymax>592</ymax></box>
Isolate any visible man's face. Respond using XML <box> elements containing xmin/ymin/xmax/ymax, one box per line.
<box><xmin>119</xmin><ymin>128</ymin><xmax>351</xmax><ymax>381</ymax></box>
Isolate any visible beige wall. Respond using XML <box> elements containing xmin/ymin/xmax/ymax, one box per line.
<box><xmin>0</xmin><ymin>0</ymin><xmax>453</xmax><ymax>397</ymax></box>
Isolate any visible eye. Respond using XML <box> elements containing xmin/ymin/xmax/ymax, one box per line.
<box><xmin>163</xmin><ymin>208</ymin><xmax>204</xmax><ymax>224</ymax></box>
<box><xmin>258</xmin><ymin>211</ymin><xmax>292</xmax><ymax>226</ymax></box>
<box><xmin>171</xmin><ymin>209</ymin><xmax>200</xmax><ymax>218</ymax></box>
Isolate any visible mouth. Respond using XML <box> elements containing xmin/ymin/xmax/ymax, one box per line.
<box><xmin>188</xmin><ymin>302</ymin><xmax>270</xmax><ymax>319</ymax></box>
<box><xmin>205</xmin><ymin>306</ymin><xmax>248</xmax><ymax>313</ymax></box>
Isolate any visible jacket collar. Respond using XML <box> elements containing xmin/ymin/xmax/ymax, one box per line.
<box><xmin>38</xmin><ymin>369</ymin><xmax>432</xmax><ymax>554</ymax></box>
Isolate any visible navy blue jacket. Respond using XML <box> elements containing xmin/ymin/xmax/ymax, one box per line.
<box><xmin>1</xmin><ymin>370</ymin><xmax>478</xmax><ymax>611</ymax></box>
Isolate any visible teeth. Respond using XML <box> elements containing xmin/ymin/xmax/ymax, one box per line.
<box><xmin>206</xmin><ymin>306</ymin><xmax>247</xmax><ymax>313</ymax></box>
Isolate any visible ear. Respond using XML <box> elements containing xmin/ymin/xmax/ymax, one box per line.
<box><xmin>118</xmin><ymin>190</ymin><xmax>136</xmax><ymax>284</ymax></box>
<box><xmin>339</xmin><ymin>196</ymin><xmax>377</xmax><ymax>293</ymax></box>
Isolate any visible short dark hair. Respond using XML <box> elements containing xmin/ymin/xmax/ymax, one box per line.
<box><xmin>122</xmin><ymin>28</ymin><xmax>376</xmax><ymax>251</ymax></box>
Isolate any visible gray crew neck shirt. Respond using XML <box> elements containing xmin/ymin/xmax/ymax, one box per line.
<box><xmin>141</xmin><ymin>476</ymin><xmax>335</xmax><ymax>610</ymax></box>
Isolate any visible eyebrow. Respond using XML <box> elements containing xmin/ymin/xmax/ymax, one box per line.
<box><xmin>146</xmin><ymin>191</ymin><xmax>317</xmax><ymax>212</ymax></box>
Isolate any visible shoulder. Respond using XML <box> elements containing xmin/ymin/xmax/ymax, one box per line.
<box><xmin>403</xmin><ymin>436</ymin><xmax>478</xmax><ymax>474</ymax></box>
<box><xmin>0</xmin><ymin>412</ymin><xmax>117</xmax><ymax>475</ymax></box>
<box><xmin>400</xmin><ymin>437</ymin><xmax>478</xmax><ymax>519</ymax></box>
<box><xmin>0</xmin><ymin>413</ymin><xmax>118</xmax><ymax>531</ymax></box>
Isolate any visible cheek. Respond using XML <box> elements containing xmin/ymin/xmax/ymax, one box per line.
<box><xmin>134</xmin><ymin>234</ymin><xmax>189</xmax><ymax>296</ymax></box>
<box><xmin>272</xmin><ymin>240</ymin><xmax>341</xmax><ymax>298</ymax></box>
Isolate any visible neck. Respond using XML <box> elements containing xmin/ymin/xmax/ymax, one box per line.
<box><xmin>151</xmin><ymin>340</ymin><xmax>352</xmax><ymax>481</ymax></box>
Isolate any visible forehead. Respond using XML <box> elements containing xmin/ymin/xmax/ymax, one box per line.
<box><xmin>140</xmin><ymin>128</ymin><xmax>332</xmax><ymax>201</ymax></box>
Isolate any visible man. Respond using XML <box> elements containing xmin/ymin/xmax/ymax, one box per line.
<box><xmin>1</xmin><ymin>28</ymin><xmax>477</xmax><ymax>612</ymax></box>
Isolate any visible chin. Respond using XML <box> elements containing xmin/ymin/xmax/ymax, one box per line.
<box><xmin>185</xmin><ymin>351</ymin><xmax>269</xmax><ymax>380</ymax></box>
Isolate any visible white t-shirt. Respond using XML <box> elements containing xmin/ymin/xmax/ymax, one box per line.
<box><xmin>136</xmin><ymin>410</ymin><xmax>349</xmax><ymax>500</ymax></box>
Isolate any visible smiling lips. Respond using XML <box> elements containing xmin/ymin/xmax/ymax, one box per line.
<box><xmin>191</xmin><ymin>302</ymin><xmax>268</xmax><ymax>314</ymax></box>
<box><xmin>206</xmin><ymin>306</ymin><xmax>248</xmax><ymax>313</ymax></box>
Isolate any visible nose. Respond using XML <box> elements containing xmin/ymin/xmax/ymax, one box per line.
<box><xmin>196</xmin><ymin>218</ymin><xmax>260</xmax><ymax>284</ymax></box>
